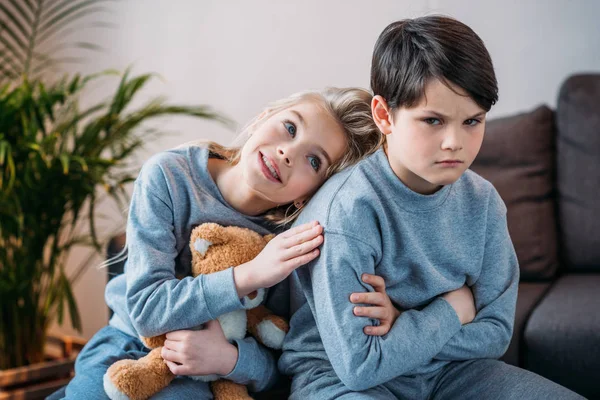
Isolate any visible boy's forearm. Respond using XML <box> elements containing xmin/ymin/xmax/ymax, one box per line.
<box><xmin>303</xmin><ymin>231</ymin><xmax>463</xmax><ymax>390</ymax></box>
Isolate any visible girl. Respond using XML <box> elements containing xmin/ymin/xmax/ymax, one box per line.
<box><xmin>51</xmin><ymin>87</ymin><xmax>383</xmax><ymax>400</ymax></box>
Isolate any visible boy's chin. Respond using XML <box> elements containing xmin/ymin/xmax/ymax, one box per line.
<box><xmin>427</xmin><ymin>172</ymin><xmax>464</xmax><ymax>187</ymax></box>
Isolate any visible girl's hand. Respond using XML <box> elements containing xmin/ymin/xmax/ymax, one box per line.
<box><xmin>442</xmin><ymin>284</ymin><xmax>476</xmax><ymax>325</ymax></box>
<box><xmin>350</xmin><ymin>273</ymin><xmax>401</xmax><ymax>336</ymax></box>
<box><xmin>161</xmin><ymin>320</ymin><xmax>238</xmax><ymax>376</ymax></box>
<box><xmin>234</xmin><ymin>221</ymin><xmax>323</xmax><ymax>297</ymax></box>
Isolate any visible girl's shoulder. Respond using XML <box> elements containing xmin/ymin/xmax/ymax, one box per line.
<box><xmin>136</xmin><ymin>145</ymin><xmax>208</xmax><ymax>193</ymax></box>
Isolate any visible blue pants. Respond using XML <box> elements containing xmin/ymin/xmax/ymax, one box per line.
<box><xmin>289</xmin><ymin>359</ymin><xmax>586</xmax><ymax>399</ymax></box>
<box><xmin>46</xmin><ymin>326</ymin><xmax>213</xmax><ymax>400</ymax></box>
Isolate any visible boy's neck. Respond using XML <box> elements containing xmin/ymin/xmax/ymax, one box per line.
<box><xmin>207</xmin><ymin>158</ymin><xmax>276</xmax><ymax>216</ymax></box>
<box><xmin>383</xmin><ymin>145</ymin><xmax>443</xmax><ymax>195</ymax></box>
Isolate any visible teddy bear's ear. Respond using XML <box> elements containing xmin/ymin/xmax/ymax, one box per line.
<box><xmin>190</xmin><ymin>223</ymin><xmax>229</xmax><ymax>257</ymax></box>
<box><xmin>264</xmin><ymin>234</ymin><xmax>276</xmax><ymax>243</ymax></box>
<box><xmin>192</xmin><ymin>237</ymin><xmax>213</xmax><ymax>258</ymax></box>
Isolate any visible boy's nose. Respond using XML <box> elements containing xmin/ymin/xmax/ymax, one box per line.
<box><xmin>441</xmin><ymin>129</ymin><xmax>463</xmax><ymax>151</ymax></box>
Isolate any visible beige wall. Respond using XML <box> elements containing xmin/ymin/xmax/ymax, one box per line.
<box><xmin>51</xmin><ymin>0</ymin><xmax>600</xmax><ymax>339</ymax></box>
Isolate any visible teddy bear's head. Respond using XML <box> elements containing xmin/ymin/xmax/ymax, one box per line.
<box><xmin>189</xmin><ymin>223</ymin><xmax>274</xmax><ymax>277</ymax></box>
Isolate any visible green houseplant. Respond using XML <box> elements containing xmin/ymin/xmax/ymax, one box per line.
<box><xmin>0</xmin><ymin>1</ymin><xmax>229</xmax><ymax>370</ymax></box>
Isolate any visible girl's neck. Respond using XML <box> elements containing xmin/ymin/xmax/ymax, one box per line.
<box><xmin>207</xmin><ymin>158</ymin><xmax>276</xmax><ymax>216</ymax></box>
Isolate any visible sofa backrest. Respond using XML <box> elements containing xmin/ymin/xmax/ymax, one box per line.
<box><xmin>556</xmin><ymin>74</ymin><xmax>600</xmax><ymax>271</ymax></box>
<box><xmin>471</xmin><ymin>106</ymin><xmax>559</xmax><ymax>281</ymax></box>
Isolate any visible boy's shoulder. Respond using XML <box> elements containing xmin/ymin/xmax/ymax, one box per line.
<box><xmin>297</xmin><ymin>151</ymin><xmax>387</xmax><ymax>228</ymax></box>
<box><xmin>458</xmin><ymin>169</ymin><xmax>506</xmax><ymax>214</ymax></box>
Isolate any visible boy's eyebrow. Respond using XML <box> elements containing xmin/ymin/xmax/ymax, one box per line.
<box><xmin>423</xmin><ymin>110</ymin><xmax>486</xmax><ymax>120</ymax></box>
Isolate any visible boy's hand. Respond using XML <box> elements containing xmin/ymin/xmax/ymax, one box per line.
<box><xmin>234</xmin><ymin>221</ymin><xmax>323</xmax><ymax>297</ymax></box>
<box><xmin>442</xmin><ymin>284</ymin><xmax>476</xmax><ymax>325</ymax></box>
<box><xmin>162</xmin><ymin>320</ymin><xmax>238</xmax><ymax>376</ymax></box>
<box><xmin>350</xmin><ymin>273</ymin><xmax>401</xmax><ymax>336</ymax></box>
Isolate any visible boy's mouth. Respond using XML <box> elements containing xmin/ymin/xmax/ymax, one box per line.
<box><xmin>259</xmin><ymin>151</ymin><xmax>282</xmax><ymax>183</ymax></box>
<box><xmin>436</xmin><ymin>159</ymin><xmax>464</xmax><ymax>167</ymax></box>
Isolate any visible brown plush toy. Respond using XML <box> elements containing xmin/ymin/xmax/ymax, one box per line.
<box><xmin>103</xmin><ymin>223</ymin><xmax>289</xmax><ymax>400</ymax></box>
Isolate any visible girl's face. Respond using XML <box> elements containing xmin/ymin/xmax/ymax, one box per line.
<box><xmin>239</xmin><ymin>101</ymin><xmax>347</xmax><ymax>205</ymax></box>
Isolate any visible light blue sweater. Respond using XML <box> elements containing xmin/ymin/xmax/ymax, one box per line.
<box><xmin>105</xmin><ymin>146</ymin><xmax>286</xmax><ymax>392</ymax></box>
<box><xmin>279</xmin><ymin>148</ymin><xmax>519</xmax><ymax>392</ymax></box>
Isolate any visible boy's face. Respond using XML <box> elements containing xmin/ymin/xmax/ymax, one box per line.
<box><xmin>373</xmin><ymin>78</ymin><xmax>487</xmax><ymax>194</ymax></box>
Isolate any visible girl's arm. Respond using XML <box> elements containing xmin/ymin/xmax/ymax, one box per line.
<box><xmin>162</xmin><ymin>321</ymin><xmax>279</xmax><ymax>392</ymax></box>
<box><xmin>125</xmin><ymin>168</ymin><xmax>244</xmax><ymax>337</ymax></box>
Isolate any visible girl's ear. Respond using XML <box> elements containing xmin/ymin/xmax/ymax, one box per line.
<box><xmin>294</xmin><ymin>198</ymin><xmax>306</xmax><ymax>209</ymax></box>
<box><xmin>371</xmin><ymin>95</ymin><xmax>393</xmax><ymax>135</ymax></box>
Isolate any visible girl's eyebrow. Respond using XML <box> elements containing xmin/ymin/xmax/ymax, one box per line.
<box><xmin>291</xmin><ymin>110</ymin><xmax>307</xmax><ymax>129</ymax></box>
<box><xmin>318</xmin><ymin>145</ymin><xmax>332</xmax><ymax>166</ymax></box>
<box><xmin>289</xmin><ymin>109</ymin><xmax>331</xmax><ymax>166</ymax></box>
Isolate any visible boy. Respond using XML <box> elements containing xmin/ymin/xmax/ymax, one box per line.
<box><xmin>278</xmin><ymin>16</ymin><xmax>584</xmax><ymax>399</ymax></box>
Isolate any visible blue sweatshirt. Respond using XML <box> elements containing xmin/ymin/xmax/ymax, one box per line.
<box><xmin>105</xmin><ymin>145</ymin><xmax>286</xmax><ymax>392</ymax></box>
<box><xmin>279</xmin><ymin>148</ymin><xmax>519</xmax><ymax>392</ymax></box>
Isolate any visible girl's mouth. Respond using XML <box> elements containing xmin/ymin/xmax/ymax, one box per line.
<box><xmin>259</xmin><ymin>152</ymin><xmax>281</xmax><ymax>183</ymax></box>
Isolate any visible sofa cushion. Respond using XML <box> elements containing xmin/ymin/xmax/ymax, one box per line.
<box><xmin>524</xmin><ymin>274</ymin><xmax>600</xmax><ymax>399</ymax></box>
<box><xmin>556</xmin><ymin>74</ymin><xmax>600</xmax><ymax>271</ymax></box>
<box><xmin>471</xmin><ymin>105</ymin><xmax>558</xmax><ymax>280</ymax></box>
<box><xmin>501</xmin><ymin>282</ymin><xmax>551</xmax><ymax>367</ymax></box>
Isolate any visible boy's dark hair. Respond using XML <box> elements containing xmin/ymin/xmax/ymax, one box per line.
<box><xmin>371</xmin><ymin>16</ymin><xmax>498</xmax><ymax>112</ymax></box>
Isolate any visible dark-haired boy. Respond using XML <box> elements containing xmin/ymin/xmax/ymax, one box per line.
<box><xmin>279</xmin><ymin>16</ymin><xmax>584</xmax><ymax>399</ymax></box>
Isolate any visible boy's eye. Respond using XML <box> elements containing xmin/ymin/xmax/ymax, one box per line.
<box><xmin>308</xmin><ymin>156</ymin><xmax>321</xmax><ymax>172</ymax></box>
<box><xmin>284</xmin><ymin>121</ymin><xmax>297</xmax><ymax>137</ymax></box>
<box><xmin>424</xmin><ymin>118</ymin><xmax>441</xmax><ymax>125</ymax></box>
<box><xmin>464</xmin><ymin>119</ymin><xmax>480</xmax><ymax>126</ymax></box>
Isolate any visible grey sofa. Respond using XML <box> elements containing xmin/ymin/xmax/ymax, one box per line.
<box><xmin>471</xmin><ymin>73</ymin><xmax>600</xmax><ymax>399</ymax></box>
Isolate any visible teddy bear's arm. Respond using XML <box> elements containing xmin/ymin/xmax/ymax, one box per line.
<box><xmin>140</xmin><ymin>333</ymin><xmax>167</xmax><ymax>349</ymax></box>
<box><xmin>246</xmin><ymin>305</ymin><xmax>289</xmax><ymax>350</ymax></box>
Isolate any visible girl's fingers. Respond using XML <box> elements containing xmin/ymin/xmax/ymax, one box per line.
<box><xmin>364</xmin><ymin>325</ymin><xmax>391</xmax><ymax>336</ymax></box>
<box><xmin>165</xmin><ymin>330</ymin><xmax>190</xmax><ymax>341</ymax></box>
<box><xmin>354</xmin><ymin>306</ymin><xmax>386</xmax><ymax>319</ymax></box>
<box><xmin>164</xmin><ymin>340</ymin><xmax>182</xmax><ymax>352</ymax></box>
<box><xmin>161</xmin><ymin>346</ymin><xmax>183</xmax><ymax>364</ymax></box>
<box><xmin>280</xmin><ymin>221</ymin><xmax>319</xmax><ymax>239</ymax></box>
<box><xmin>283</xmin><ymin>224</ymin><xmax>322</xmax><ymax>248</ymax></box>
<box><xmin>284</xmin><ymin>248</ymin><xmax>320</xmax><ymax>272</ymax></box>
<box><xmin>165</xmin><ymin>360</ymin><xmax>186</xmax><ymax>375</ymax></box>
<box><xmin>350</xmin><ymin>292</ymin><xmax>385</xmax><ymax>306</ymax></box>
<box><xmin>284</xmin><ymin>235</ymin><xmax>323</xmax><ymax>260</ymax></box>
<box><xmin>362</xmin><ymin>274</ymin><xmax>386</xmax><ymax>292</ymax></box>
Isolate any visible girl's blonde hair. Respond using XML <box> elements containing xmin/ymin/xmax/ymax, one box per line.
<box><xmin>188</xmin><ymin>87</ymin><xmax>383</xmax><ymax>226</ymax></box>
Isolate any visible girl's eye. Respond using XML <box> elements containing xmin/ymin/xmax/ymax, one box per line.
<box><xmin>464</xmin><ymin>119</ymin><xmax>480</xmax><ymax>126</ymax></box>
<box><xmin>284</xmin><ymin>121</ymin><xmax>297</xmax><ymax>137</ymax></box>
<box><xmin>308</xmin><ymin>156</ymin><xmax>321</xmax><ymax>172</ymax></box>
<box><xmin>424</xmin><ymin>118</ymin><xmax>441</xmax><ymax>125</ymax></box>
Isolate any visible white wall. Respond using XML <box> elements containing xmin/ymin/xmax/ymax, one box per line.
<box><xmin>51</xmin><ymin>0</ymin><xmax>600</xmax><ymax>339</ymax></box>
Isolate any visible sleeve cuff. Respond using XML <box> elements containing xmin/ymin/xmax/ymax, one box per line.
<box><xmin>221</xmin><ymin>337</ymin><xmax>254</xmax><ymax>384</ymax></box>
<box><xmin>434</xmin><ymin>296</ymin><xmax>463</xmax><ymax>335</ymax></box>
<box><xmin>201</xmin><ymin>267</ymin><xmax>245</xmax><ymax>319</ymax></box>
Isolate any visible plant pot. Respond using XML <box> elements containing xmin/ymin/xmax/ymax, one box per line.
<box><xmin>0</xmin><ymin>335</ymin><xmax>86</xmax><ymax>400</ymax></box>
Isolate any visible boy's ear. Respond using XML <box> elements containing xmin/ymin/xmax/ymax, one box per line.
<box><xmin>371</xmin><ymin>95</ymin><xmax>393</xmax><ymax>135</ymax></box>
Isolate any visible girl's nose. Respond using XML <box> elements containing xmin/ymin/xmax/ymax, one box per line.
<box><xmin>278</xmin><ymin>148</ymin><xmax>291</xmax><ymax>166</ymax></box>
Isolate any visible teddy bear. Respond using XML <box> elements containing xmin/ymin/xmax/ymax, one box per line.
<box><xmin>103</xmin><ymin>223</ymin><xmax>289</xmax><ymax>400</ymax></box>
